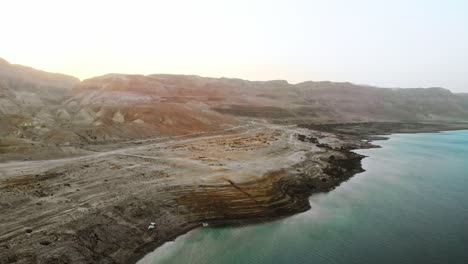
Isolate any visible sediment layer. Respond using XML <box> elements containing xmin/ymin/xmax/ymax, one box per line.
<box><xmin>1</xmin><ymin>122</ymin><xmax>466</xmax><ymax>264</ymax></box>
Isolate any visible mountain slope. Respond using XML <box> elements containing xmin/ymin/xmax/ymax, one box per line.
<box><xmin>1</xmin><ymin>58</ymin><xmax>468</xmax><ymax>160</ymax></box>
<box><xmin>0</xmin><ymin>58</ymin><xmax>79</xmax><ymax>114</ymax></box>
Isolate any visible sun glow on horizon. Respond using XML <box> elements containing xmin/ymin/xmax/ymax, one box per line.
<box><xmin>1</xmin><ymin>0</ymin><xmax>467</xmax><ymax>91</ymax></box>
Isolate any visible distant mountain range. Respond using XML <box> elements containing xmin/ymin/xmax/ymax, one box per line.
<box><xmin>1</xmin><ymin>57</ymin><xmax>468</xmax><ymax>159</ymax></box>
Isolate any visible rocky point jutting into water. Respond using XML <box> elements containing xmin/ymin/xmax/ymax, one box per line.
<box><xmin>1</xmin><ymin>58</ymin><xmax>468</xmax><ymax>263</ymax></box>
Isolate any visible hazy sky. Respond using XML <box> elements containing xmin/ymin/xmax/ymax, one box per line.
<box><xmin>1</xmin><ymin>0</ymin><xmax>467</xmax><ymax>92</ymax></box>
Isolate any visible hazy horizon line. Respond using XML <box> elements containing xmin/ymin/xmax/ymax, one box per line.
<box><xmin>3</xmin><ymin>56</ymin><xmax>463</xmax><ymax>93</ymax></box>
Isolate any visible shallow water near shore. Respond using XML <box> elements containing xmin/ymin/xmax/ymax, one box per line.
<box><xmin>138</xmin><ymin>130</ymin><xmax>468</xmax><ymax>264</ymax></box>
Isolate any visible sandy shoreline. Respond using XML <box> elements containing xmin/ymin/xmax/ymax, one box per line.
<box><xmin>1</xmin><ymin>122</ymin><xmax>468</xmax><ymax>264</ymax></box>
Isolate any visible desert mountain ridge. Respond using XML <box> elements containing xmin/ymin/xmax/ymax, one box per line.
<box><xmin>1</xmin><ymin>57</ymin><xmax>468</xmax><ymax>160</ymax></box>
<box><xmin>0</xmin><ymin>57</ymin><xmax>459</xmax><ymax>92</ymax></box>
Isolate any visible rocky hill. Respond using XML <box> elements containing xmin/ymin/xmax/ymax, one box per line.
<box><xmin>1</xmin><ymin>57</ymin><xmax>468</xmax><ymax>160</ymax></box>
<box><xmin>0</xmin><ymin>58</ymin><xmax>79</xmax><ymax>114</ymax></box>
<box><xmin>74</xmin><ymin>74</ymin><xmax>468</xmax><ymax>124</ymax></box>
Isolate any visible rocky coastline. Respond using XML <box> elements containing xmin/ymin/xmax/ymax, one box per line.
<box><xmin>1</xmin><ymin>122</ymin><xmax>468</xmax><ymax>264</ymax></box>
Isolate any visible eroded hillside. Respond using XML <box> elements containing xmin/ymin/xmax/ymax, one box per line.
<box><xmin>1</xmin><ymin>58</ymin><xmax>468</xmax><ymax>161</ymax></box>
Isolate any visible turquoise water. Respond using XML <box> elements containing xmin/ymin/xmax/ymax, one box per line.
<box><xmin>139</xmin><ymin>131</ymin><xmax>468</xmax><ymax>264</ymax></box>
